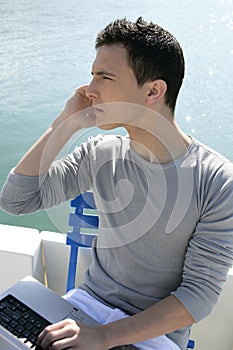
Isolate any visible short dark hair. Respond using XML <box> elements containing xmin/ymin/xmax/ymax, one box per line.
<box><xmin>95</xmin><ymin>17</ymin><xmax>185</xmax><ymax>111</ymax></box>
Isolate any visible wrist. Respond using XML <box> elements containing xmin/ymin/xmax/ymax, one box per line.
<box><xmin>100</xmin><ymin>323</ymin><xmax>126</xmax><ymax>349</ymax></box>
<box><xmin>51</xmin><ymin>113</ymin><xmax>65</xmax><ymax>129</ymax></box>
<box><xmin>52</xmin><ymin>112</ymin><xmax>85</xmax><ymax>134</ymax></box>
<box><xmin>99</xmin><ymin>324</ymin><xmax>115</xmax><ymax>349</ymax></box>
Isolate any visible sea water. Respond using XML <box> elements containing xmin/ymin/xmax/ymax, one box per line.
<box><xmin>0</xmin><ymin>0</ymin><xmax>233</xmax><ymax>232</ymax></box>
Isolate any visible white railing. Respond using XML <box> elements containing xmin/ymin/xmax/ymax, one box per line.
<box><xmin>0</xmin><ymin>224</ymin><xmax>232</xmax><ymax>349</ymax></box>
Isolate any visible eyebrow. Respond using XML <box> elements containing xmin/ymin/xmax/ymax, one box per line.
<box><xmin>91</xmin><ymin>70</ymin><xmax>117</xmax><ymax>77</ymax></box>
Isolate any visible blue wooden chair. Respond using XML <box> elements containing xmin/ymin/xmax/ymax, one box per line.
<box><xmin>187</xmin><ymin>339</ymin><xmax>195</xmax><ymax>349</ymax></box>
<box><xmin>66</xmin><ymin>191</ymin><xmax>98</xmax><ymax>292</ymax></box>
<box><xmin>66</xmin><ymin>192</ymin><xmax>195</xmax><ymax>349</ymax></box>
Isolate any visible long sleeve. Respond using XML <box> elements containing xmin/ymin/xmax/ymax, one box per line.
<box><xmin>172</xmin><ymin>162</ymin><xmax>233</xmax><ymax>322</ymax></box>
<box><xmin>0</xmin><ymin>140</ymin><xmax>94</xmax><ymax>215</ymax></box>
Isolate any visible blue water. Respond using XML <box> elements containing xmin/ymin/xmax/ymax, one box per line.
<box><xmin>0</xmin><ymin>0</ymin><xmax>233</xmax><ymax>232</ymax></box>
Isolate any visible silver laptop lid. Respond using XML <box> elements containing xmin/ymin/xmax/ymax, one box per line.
<box><xmin>0</xmin><ymin>276</ymin><xmax>99</xmax><ymax>326</ymax></box>
<box><xmin>0</xmin><ymin>276</ymin><xmax>74</xmax><ymax>323</ymax></box>
<box><xmin>0</xmin><ymin>325</ymin><xmax>28</xmax><ymax>349</ymax></box>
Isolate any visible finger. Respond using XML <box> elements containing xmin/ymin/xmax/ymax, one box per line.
<box><xmin>74</xmin><ymin>85</ymin><xmax>89</xmax><ymax>97</ymax></box>
<box><xmin>82</xmin><ymin>85</ymin><xmax>89</xmax><ymax>95</ymax></box>
<box><xmin>37</xmin><ymin>320</ymin><xmax>79</xmax><ymax>348</ymax></box>
<box><xmin>37</xmin><ymin>322</ymin><xmax>64</xmax><ymax>346</ymax></box>
<box><xmin>38</xmin><ymin>329</ymin><xmax>61</xmax><ymax>349</ymax></box>
<box><xmin>48</xmin><ymin>334</ymin><xmax>78</xmax><ymax>350</ymax></box>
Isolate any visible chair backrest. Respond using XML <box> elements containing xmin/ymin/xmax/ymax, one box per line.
<box><xmin>66</xmin><ymin>192</ymin><xmax>195</xmax><ymax>349</ymax></box>
<box><xmin>187</xmin><ymin>339</ymin><xmax>195</xmax><ymax>349</ymax></box>
<box><xmin>66</xmin><ymin>192</ymin><xmax>98</xmax><ymax>292</ymax></box>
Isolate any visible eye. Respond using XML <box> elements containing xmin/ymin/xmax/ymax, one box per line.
<box><xmin>103</xmin><ymin>76</ymin><xmax>112</xmax><ymax>80</ymax></box>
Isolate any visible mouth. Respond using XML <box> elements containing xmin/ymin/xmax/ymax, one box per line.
<box><xmin>91</xmin><ymin>106</ymin><xmax>106</xmax><ymax>121</ymax></box>
<box><xmin>92</xmin><ymin>106</ymin><xmax>104</xmax><ymax>113</ymax></box>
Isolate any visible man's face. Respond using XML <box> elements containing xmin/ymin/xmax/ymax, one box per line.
<box><xmin>86</xmin><ymin>44</ymin><xmax>148</xmax><ymax>129</ymax></box>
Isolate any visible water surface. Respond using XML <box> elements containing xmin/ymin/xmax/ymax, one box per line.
<box><xmin>0</xmin><ymin>0</ymin><xmax>232</xmax><ymax>231</ymax></box>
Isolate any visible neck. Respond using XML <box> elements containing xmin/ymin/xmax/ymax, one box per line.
<box><xmin>126</xmin><ymin>109</ymin><xmax>191</xmax><ymax>164</ymax></box>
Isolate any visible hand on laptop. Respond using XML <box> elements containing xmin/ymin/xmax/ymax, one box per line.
<box><xmin>37</xmin><ymin>318</ymin><xmax>107</xmax><ymax>350</ymax></box>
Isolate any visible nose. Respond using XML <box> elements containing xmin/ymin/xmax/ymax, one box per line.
<box><xmin>86</xmin><ymin>79</ymin><xmax>98</xmax><ymax>101</ymax></box>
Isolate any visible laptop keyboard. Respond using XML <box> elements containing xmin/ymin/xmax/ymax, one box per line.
<box><xmin>0</xmin><ymin>294</ymin><xmax>138</xmax><ymax>350</ymax></box>
<box><xmin>0</xmin><ymin>294</ymin><xmax>50</xmax><ymax>349</ymax></box>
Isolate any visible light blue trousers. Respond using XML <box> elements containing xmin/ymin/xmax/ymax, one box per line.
<box><xmin>64</xmin><ymin>288</ymin><xmax>180</xmax><ymax>350</ymax></box>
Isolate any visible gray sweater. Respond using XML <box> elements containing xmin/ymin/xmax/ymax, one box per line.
<box><xmin>1</xmin><ymin>135</ymin><xmax>233</xmax><ymax>350</ymax></box>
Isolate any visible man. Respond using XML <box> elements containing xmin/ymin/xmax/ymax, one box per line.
<box><xmin>1</xmin><ymin>17</ymin><xmax>233</xmax><ymax>350</ymax></box>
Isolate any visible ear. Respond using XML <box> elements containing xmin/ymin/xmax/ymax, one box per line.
<box><xmin>145</xmin><ymin>79</ymin><xmax>167</xmax><ymax>105</ymax></box>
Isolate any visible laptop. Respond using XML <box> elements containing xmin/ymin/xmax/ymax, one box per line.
<box><xmin>0</xmin><ymin>325</ymin><xmax>30</xmax><ymax>349</ymax></box>
<box><xmin>0</xmin><ymin>276</ymin><xmax>138</xmax><ymax>349</ymax></box>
